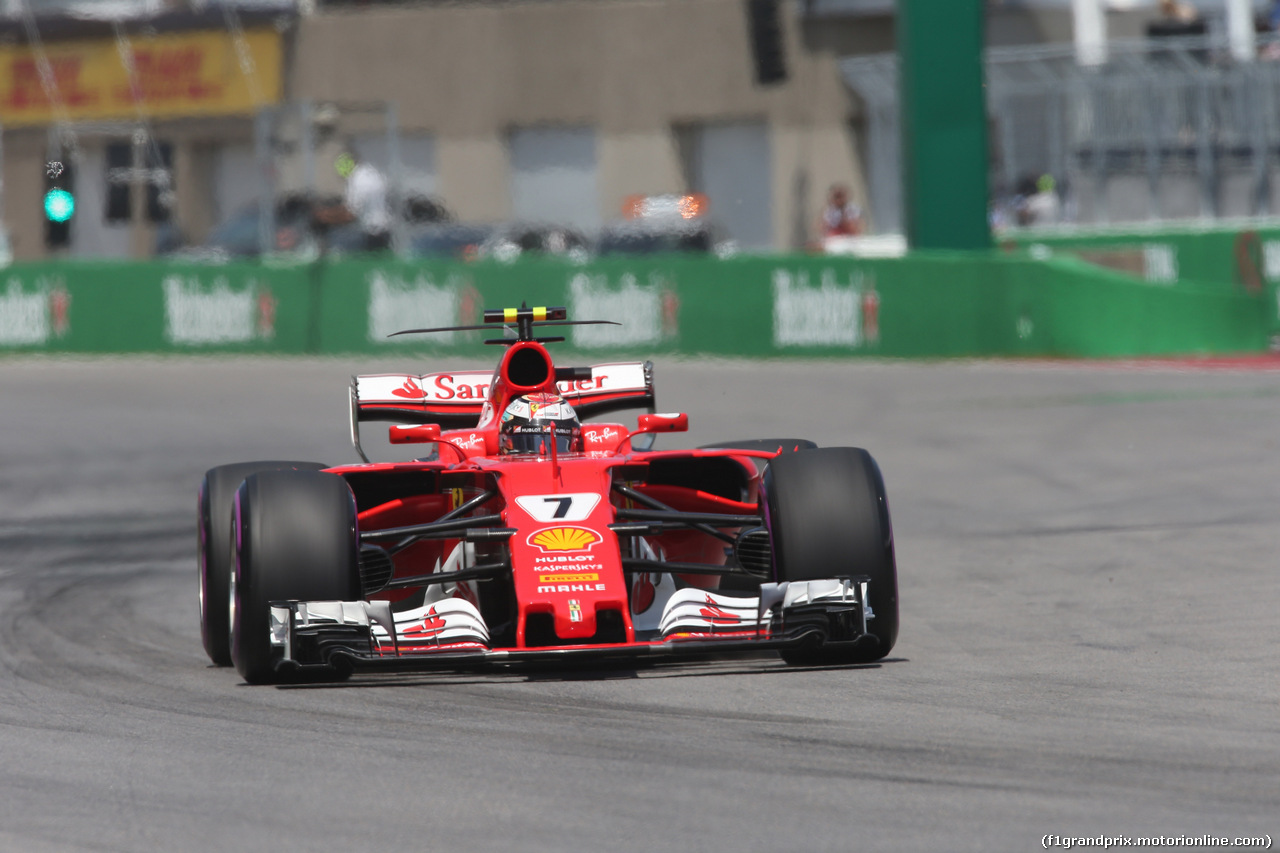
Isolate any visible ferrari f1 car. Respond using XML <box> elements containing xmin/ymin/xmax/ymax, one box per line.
<box><xmin>198</xmin><ymin>305</ymin><xmax>898</xmax><ymax>683</ymax></box>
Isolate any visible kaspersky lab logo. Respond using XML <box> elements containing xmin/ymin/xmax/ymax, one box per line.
<box><xmin>527</xmin><ymin>526</ymin><xmax>602</xmax><ymax>553</ymax></box>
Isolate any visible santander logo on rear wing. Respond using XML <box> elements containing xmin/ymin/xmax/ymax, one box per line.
<box><xmin>349</xmin><ymin>362</ymin><xmax>654</xmax><ymax>460</ymax></box>
<box><xmin>356</xmin><ymin>370</ymin><xmax>498</xmax><ymax>420</ymax></box>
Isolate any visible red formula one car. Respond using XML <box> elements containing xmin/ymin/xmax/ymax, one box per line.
<box><xmin>198</xmin><ymin>305</ymin><xmax>899</xmax><ymax>683</ymax></box>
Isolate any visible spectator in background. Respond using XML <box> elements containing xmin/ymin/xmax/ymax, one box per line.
<box><xmin>1012</xmin><ymin>175</ymin><xmax>1038</xmax><ymax>226</ymax></box>
<box><xmin>1024</xmin><ymin>174</ymin><xmax>1061</xmax><ymax>226</ymax></box>
<box><xmin>1159</xmin><ymin>0</ymin><xmax>1199</xmax><ymax>24</ymax></box>
<box><xmin>819</xmin><ymin>184</ymin><xmax>864</xmax><ymax>238</ymax></box>
<box><xmin>343</xmin><ymin>148</ymin><xmax>391</xmax><ymax>251</ymax></box>
<box><xmin>1263</xmin><ymin>0</ymin><xmax>1280</xmax><ymax>61</ymax></box>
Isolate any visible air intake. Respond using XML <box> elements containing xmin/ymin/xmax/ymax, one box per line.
<box><xmin>504</xmin><ymin>345</ymin><xmax>551</xmax><ymax>390</ymax></box>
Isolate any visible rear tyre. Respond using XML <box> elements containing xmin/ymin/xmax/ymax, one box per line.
<box><xmin>198</xmin><ymin>461</ymin><xmax>326</xmax><ymax>666</ymax></box>
<box><xmin>230</xmin><ymin>469</ymin><xmax>360</xmax><ymax>684</ymax></box>
<box><xmin>762</xmin><ymin>447</ymin><xmax>898</xmax><ymax>666</ymax></box>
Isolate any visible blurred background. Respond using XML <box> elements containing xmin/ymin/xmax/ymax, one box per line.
<box><xmin>3</xmin><ymin>0</ymin><xmax>1279</xmax><ymax>267</ymax></box>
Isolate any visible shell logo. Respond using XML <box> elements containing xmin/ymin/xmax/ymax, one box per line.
<box><xmin>528</xmin><ymin>526</ymin><xmax>602</xmax><ymax>553</ymax></box>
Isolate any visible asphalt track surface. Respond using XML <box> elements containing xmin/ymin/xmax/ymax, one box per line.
<box><xmin>1</xmin><ymin>355</ymin><xmax>1277</xmax><ymax>852</ymax></box>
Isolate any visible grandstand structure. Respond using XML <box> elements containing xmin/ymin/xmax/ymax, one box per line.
<box><xmin>844</xmin><ymin>31</ymin><xmax>1280</xmax><ymax>234</ymax></box>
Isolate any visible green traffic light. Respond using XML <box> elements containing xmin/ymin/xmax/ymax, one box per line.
<box><xmin>45</xmin><ymin>188</ymin><xmax>75</xmax><ymax>222</ymax></box>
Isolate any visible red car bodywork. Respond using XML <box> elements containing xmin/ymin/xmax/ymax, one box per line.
<box><xmin>203</xmin><ymin>306</ymin><xmax>885</xmax><ymax>684</ymax></box>
<box><xmin>333</xmin><ymin>337</ymin><xmax>775</xmax><ymax>655</ymax></box>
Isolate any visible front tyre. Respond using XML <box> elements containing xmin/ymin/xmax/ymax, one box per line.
<box><xmin>230</xmin><ymin>469</ymin><xmax>360</xmax><ymax>684</ymax></box>
<box><xmin>763</xmin><ymin>446</ymin><xmax>898</xmax><ymax>665</ymax></box>
<box><xmin>198</xmin><ymin>461</ymin><xmax>326</xmax><ymax>665</ymax></box>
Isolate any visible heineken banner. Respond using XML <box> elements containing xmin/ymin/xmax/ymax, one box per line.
<box><xmin>0</xmin><ymin>252</ymin><xmax>1271</xmax><ymax>358</ymax></box>
<box><xmin>0</xmin><ymin>263</ymin><xmax>311</xmax><ymax>353</ymax></box>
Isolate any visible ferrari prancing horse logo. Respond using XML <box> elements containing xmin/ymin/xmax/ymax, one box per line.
<box><xmin>527</xmin><ymin>526</ymin><xmax>602</xmax><ymax>553</ymax></box>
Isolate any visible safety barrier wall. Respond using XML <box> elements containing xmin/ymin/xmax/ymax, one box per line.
<box><xmin>1001</xmin><ymin>223</ymin><xmax>1280</xmax><ymax>293</ymax></box>
<box><xmin>0</xmin><ymin>252</ymin><xmax>1271</xmax><ymax>358</ymax></box>
<box><xmin>0</xmin><ymin>262</ymin><xmax>313</xmax><ymax>353</ymax></box>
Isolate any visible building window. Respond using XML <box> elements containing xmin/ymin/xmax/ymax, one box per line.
<box><xmin>105</xmin><ymin>140</ymin><xmax>173</xmax><ymax>224</ymax></box>
<box><xmin>509</xmin><ymin>126</ymin><xmax>599</xmax><ymax>231</ymax></box>
<box><xmin>678</xmin><ymin>120</ymin><xmax>773</xmax><ymax>250</ymax></box>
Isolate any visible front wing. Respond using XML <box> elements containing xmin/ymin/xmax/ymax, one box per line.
<box><xmin>266</xmin><ymin>579</ymin><xmax>877</xmax><ymax>676</ymax></box>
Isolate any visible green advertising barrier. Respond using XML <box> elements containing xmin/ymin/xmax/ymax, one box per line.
<box><xmin>1002</xmin><ymin>221</ymin><xmax>1280</xmax><ymax>294</ymax></box>
<box><xmin>314</xmin><ymin>252</ymin><xmax>1270</xmax><ymax>359</ymax></box>
<box><xmin>316</xmin><ymin>256</ymin><xmax>753</xmax><ymax>357</ymax></box>
<box><xmin>0</xmin><ymin>252</ymin><xmax>1271</xmax><ymax>359</ymax></box>
<box><xmin>0</xmin><ymin>260</ymin><xmax>313</xmax><ymax>353</ymax></box>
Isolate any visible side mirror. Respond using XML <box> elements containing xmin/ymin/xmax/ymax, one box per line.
<box><xmin>389</xmin><ymin>423</ymin><xmax>441</xmax><ymax>444</ymax></box>
<box><xmin>636</xmin><ymin>412</ymin><xmax>688</xmax><ymax>434</ymax></box>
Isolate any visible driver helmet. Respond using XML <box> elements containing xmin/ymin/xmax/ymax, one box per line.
<box><xmin>499</xmin><ymin>393</ymin><xmax>582</xmax><ymax>455</ymax></box>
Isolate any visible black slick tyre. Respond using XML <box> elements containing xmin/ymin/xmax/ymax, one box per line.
<box><xmin>762</xmin><ymin>446</ymin><xmax>898</xmax><ymax>666</ymax></box>
<box><xmin>198</xmin><ymin>460</ymin><xmax>326</xmax><ymax>666</ymax></box>
<box><xmin>230</xmin><ymin>469</ymin><xmax>360</xmax><ymax>684</ymax></box>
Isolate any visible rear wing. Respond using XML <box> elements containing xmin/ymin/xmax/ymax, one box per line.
<box><xmin>349</xmin><ymin>362</ymin><xmax>655</xmax><ymax>461</ymax></box>
<box><xmin>353</xmin><ymin>370</ymin><xmax>497</xmax><ymax>428</ymax></box>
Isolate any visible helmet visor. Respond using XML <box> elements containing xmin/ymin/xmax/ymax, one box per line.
<box><xmin>502</xmin><ymin>424</ymin><xmax>579</xmax><ymax>455</ymax></box>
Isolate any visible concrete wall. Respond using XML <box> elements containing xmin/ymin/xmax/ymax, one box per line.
<box><xmin>290</xmin><ymin>0</ymin><xmax>867</xmax><ymax>247</ymax></box>
<box><xmin>2</xmin><ymin>128</ymin><xmax>48</xmax><ymax>261</ymax></box>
